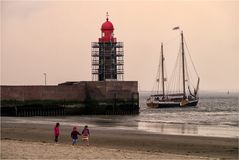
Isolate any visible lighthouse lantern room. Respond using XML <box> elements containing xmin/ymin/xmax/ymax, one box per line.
<box><xmin>91</xmin><ymin>13</ymin><xmax>124</xmax><ymax>81</ymax></box>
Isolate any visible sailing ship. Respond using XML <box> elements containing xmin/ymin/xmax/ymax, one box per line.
<box><xmin>146</xmin><ymin>28</ymin><xmax>200</xmax><ymax>108</ymax></box>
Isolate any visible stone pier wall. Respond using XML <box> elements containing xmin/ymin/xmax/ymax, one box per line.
<box><xmin>1</xmin><ymin>81</ymin><xmax>139</xmax><ymax>116</ymax></box>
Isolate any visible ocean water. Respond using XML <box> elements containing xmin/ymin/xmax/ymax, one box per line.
<box><xmin>2</xmin><ymin>92</ymin><xmax>238</xmax><ymax>138</ymax></box>
<box><xmin>139</xmin><ymin>92</ymin><xmax>238</xmax><ymax>126</ymax></box>
<box><xmin>136</xmin><ymin>92</ymin><xmax>239</xmax><ymax>137</ymax></box>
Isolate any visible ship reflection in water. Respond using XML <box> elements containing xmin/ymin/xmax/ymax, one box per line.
<box><xmin>137</xmin><ymin>121</ymin><xmax>239</xmax><ymax>138</ymax></box>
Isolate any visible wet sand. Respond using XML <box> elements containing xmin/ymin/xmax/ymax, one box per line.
<box><xmin>1</xmin><ymin>122</ymin><xmax>238</xmax><ymax>159</ymax></box>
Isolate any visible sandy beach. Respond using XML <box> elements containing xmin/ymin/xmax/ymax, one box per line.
<box><xmin>1</xmin><ymin>121</ymin><xmax>238</xmax><ymax>159</ymax></box>
<box><xmin>2</xmin><ymin>139</ymin><xmax>210</xmax><ymax>159</ymax></box>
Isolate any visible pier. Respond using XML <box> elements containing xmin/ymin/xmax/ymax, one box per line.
<box><xmin>1</xmin><ymin>81</ymin><xmax>139</xmax><ymax>116</ymax></box>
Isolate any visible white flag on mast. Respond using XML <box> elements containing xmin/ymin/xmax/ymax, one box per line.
<box><xmin>173</xmin><ymin>26</ymin><xmax>180</xmax><ymax>30</ymax></box>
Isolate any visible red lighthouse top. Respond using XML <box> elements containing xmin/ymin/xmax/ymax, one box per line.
<box><xmin>99</xmin><ymin>12</ymin><xmax>116</xmax><ymax>42</ymax></box>
<box><xmin>101</xmin><ymin>18</ymin><xmax>114</xmax><ymax>30</ymax></box>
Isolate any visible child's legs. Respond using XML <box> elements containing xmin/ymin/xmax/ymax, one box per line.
<box><xmin>72</xmin><ymin>139</ymin><xmax>77</xmax><ymax>145</ymax></box>
<box><xmin>82</xmin><ymin>136</ymin><xmax>89</xmax><ymax>146</ymax></box>
<box><xmin>55</xmin><ymin>135</ymin><xmax>59</xmax><ymax>142</ymax></box>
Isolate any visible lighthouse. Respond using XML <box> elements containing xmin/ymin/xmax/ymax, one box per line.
<box><xmin>0</xmin><ymin>14</ymin><xmax>139</xmax><ymax>116</ymax></box>
<box><xmin>91</xmin><ymin>13</ymin><xmax>124</xmax><ymax>81</ymax></box>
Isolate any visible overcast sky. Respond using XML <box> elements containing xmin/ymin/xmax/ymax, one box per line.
<box><xmin>1</xmin><ymin>1</ymin><xmax>238</xmax><ymax>92</ymax></box>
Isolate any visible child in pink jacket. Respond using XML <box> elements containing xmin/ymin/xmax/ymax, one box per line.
<box><xmin>54</xmin><ymin>123</ymin><xmax>60</xmax><ymax>142</ymax></box>
<box><xmin>82</xmin><ymin>125</ymin><xmax>90</xmax><ymax>146</ymax></box>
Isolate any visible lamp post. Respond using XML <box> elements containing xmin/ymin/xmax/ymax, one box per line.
<box><xmin>43</xmin><ymin>73</ymin><xmax>47</xmax><ymax>85</ymax></box>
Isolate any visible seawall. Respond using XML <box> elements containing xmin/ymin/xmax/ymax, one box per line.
<box><xmin>0</xmin><ymin>81</ymin><xmax>139</xmax><ymax>116</ymax></box>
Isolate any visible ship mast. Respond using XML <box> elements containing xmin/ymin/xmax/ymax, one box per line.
<box><xmin>181</xmin><ymin>31</ymin><xmax>186</xmax><ymax>98</ymax></box>
<box><xmin>161</xmin><ymin>43</ymin><xmax>165</xmax><ymax>98</ymax></box>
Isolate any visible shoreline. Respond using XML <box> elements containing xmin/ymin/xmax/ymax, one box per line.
<box><xmin>1</xmin><ymin>121</ymin><xmax>238</xmax><ymax>159</ymax></box>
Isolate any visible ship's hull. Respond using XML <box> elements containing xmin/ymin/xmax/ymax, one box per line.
<box><xmin>146</xmin><ymin>98</ymin><xmax>198</xmax><ymax>108</ymax></box>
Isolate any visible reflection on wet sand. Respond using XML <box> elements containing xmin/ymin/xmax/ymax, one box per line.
<box><xmin>137</xmin><ymin>122</ymin><xmax>198</xmax><ymax>135</ymax></box>
<box><xmin>2</xmin><ymin>117</ymin><xmax>238</xmax><ymax>138</ymax></box>
<box><xmin>137</xmin><ymin>121</ymin><xmax>239</xmax><ymax>138</ymax></box>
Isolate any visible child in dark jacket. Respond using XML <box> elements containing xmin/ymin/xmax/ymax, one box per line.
<box><xmin>71</xmin><ymin>127</ymin><xmax>81</xmax><ymax>145</ymax></box>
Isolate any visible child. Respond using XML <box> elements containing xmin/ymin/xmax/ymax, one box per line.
<box><xmin>71</xmin><ymin>127</ymin><xmax>81</xmax><ymax>145</ymax></box>
<box><xmin>54</xmin><ymin>123</ymin><xmax>60</xmax><ymax>142</ymax></box>
<box><xmin>82</xmin><ymin>125</ymin><xmax>90</xmax><ymax>146</ymax></box>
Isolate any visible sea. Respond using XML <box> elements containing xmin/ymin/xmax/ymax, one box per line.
<box><xmin>2</xmin><ymin>91</ymin><xmax>239</xmax><ymax>138</ymax></box>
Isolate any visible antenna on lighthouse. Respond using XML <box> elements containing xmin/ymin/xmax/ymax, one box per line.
<box><xmin>106</xmin><ymin>12</ymin><xmax>109</xmax><ymax>21</ymax></box>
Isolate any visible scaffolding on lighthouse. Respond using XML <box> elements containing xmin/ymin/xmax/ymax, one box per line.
<box><xmin>91</xmin><ymin>13</ymin><xmax>124</xmax><ymax>81</ymax></box>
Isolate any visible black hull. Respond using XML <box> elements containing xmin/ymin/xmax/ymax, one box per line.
<box><xmin>147</xmin><ymin>99</ymin><xmax>198</xmax><ymax>108</ymax></box>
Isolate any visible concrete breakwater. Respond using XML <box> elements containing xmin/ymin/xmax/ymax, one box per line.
<box><xmin>1</xmin><ymin>81</ymin><xmax>139</xmax><ymax>116</ymax></box>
